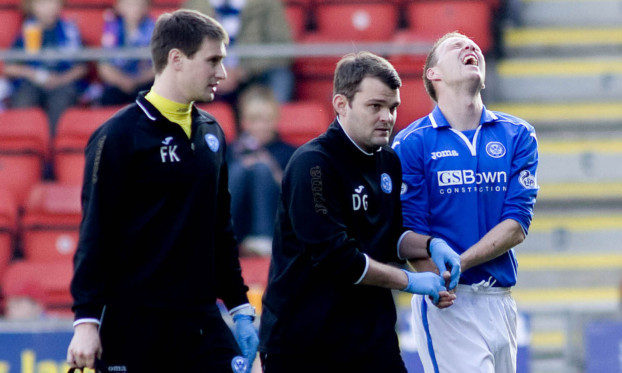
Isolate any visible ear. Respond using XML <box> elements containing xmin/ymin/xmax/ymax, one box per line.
<box><xmin>332</xmin><ymin>94</ymin><xmax>348</xmax><ymax>117</ymax></box>
<box><xmin>168</xmin><ymin>49</ymin><xmax>184</xmax><ymax>71</ymax></box>
<box><xmin>426</xmin><ymin>66</ymin><xmax>440</xmax><ymax>82</ymax></box>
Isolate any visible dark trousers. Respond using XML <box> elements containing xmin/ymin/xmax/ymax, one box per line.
<box><xmin>260</xmin><ymin>345</ymin><xmax>407</xmax><ymax>373</ymax></box>
<box><xmin>99</xmin><ymin>304</ymin><xmax>242</xmax><ymax>372</ymax></box>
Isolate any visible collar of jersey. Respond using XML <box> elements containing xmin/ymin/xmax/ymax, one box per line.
<box><xmin>335</xmin><ymin>116</ymin><xmax>381</xmax><ymax>156</ymax></box>
<box><xmin>136</xmin><ymin>92</ymin><xmax>212</xmax><ymax>127</ymax></box>
<box><xmin>429</xmin><ymin>105</ymin><xmax>499</xmax><ymax>129</ymax></box>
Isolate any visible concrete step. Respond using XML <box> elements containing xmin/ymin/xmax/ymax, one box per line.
<box><xmin>487</xmin><ymin>101</ymin><xmax>622</xmax><ymax>131</ymax></box>
<box><xmin>492</xmin><ymin>57</ymin><xmax>622</xmax><ymax>102</ymax></box>
<box><xmin>521</xmin><ymin>0</ymin><xmax>622</xmax><ymax>28</ymax></box>
<box><xmin>515</xmin><ymin>251</ymin><xmax>622</xmax><ymax>312</ymax></box>
<box><xmin>521</xmin><ymin>211</ymin><xmax>622</xmax><ymax>252</ymax></box>
<box><xmin>503</xmin><ymin>27</ymin><xmax>622</xmax><ymax>57</ymax></box>
<box><xmin>537</xmin><ymin>181</ymin><xmax>622</xmax><ymax>205</ymax></box>
<box><xmin>537</xmin><ymin>138</ymin><xmax>622</xmax><ymax>183</ymax></box>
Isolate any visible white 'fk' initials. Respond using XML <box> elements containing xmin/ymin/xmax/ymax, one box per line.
<box><xmin>160</xmin><ymin>145</ymin><xmax>180</xmax><ymax>163</ymax></box>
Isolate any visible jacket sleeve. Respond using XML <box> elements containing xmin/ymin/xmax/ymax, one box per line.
<box><xmin>70</xmin><ymin>125</ymin><xmax>123</xmax><ymax>320</ymax></box>
<box><xmin>214</xmin><ymin>145</ymin><xmax>250</xmax><ymax>310</ymax></box>
<box><xmin>282</xmin><ymin>150</ymin><xmax>367</xmax><ymax>284</ymax></box>
<box><xmin>502</xmin><ymin>125</ymin><xmax>539</xmax><ymax>234</ymax></box>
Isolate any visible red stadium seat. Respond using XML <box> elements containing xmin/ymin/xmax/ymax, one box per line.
<box><xmin>53</xmin><ymin>106</ymin><xmax>121</xmax><ymax>184</ymax></box>
<box><xmin>2</xmin><ymin>260</ymin><xmax>74</xmax><ymax>316</ymax></box>
<box><xmin>239</xmin><ymin>256</ymin><xmax>270</xmax><ymax>314</ymax></box>
<box><xmin>239</xmin><ymin>256</ymin><xmax>270</xmax><ymax>288</ymax></box>
<box><xmin>197</xmin><ymin>101</ymin><xmax>237</xmax><ymax>142</ymax></box>
<box><xmin>20</xmin><ymin>183</ymin><xmax>82</xmax><ymax>263</ymax></box>
<box><xmin>309</xmin><ymin>3</ymin><xmax>398</xmax><ymax>42</ymax></box>
<box><xmin>0</xmin><ymin>189</ymin><xmax>17</xmax><ymax>280</ymax></box>
<box><xmin>278</xmin><ymin>100</ymin><xmax>330</xmax><ymax>146</ymax></box>
<box><xmin>388</xmin><ymin>32</ymin><xmax>430</xmax><ymax>78</ymax></box>
<box><xmin>295</xmin><ymin>3</ymin><xmax>399</xmax><ymax>77</ymax></box>
<box><xmin>0</xmin><ymin>9</ymin><xmax>22</xmax><ymax>49</ymax></box>
<box><xmin>405</xmin><ymin>0</ymin><xmax>493</xmax><ymax>54</ymax></box>
<box><xmin>0</xmin><ymin>108</ymin><xmax>50</xmax><ymax>207</ymax></box>
<box><xmin>62</xmin><ymin>8</ymin><xmax>105</xmax><ymax>46</ymax></box>
<box><xmin>294</xmin><ymin>77</ymin><xmax>334</xmax><ymax>106</ymax></box>
<box><xmin>394</xmin><ymin>77</ymin><xmax>434</xmax><ymax>132</ymax></box>
<box><xmin>284</xmin><ymin>3</ymin><xmax>307</xmax><ymax>41</ymax></box>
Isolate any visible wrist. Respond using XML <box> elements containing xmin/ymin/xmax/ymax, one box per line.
<box><xmin>426</xmin><ymin>236</ymin><xmax>434</xmax><ymax>257</ymax></box>
<box><xmin>230</xmin><ymin>303</ymin><xmax>256</xmax><ymax>321</ymax></box>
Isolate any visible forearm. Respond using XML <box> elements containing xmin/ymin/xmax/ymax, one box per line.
<box><xmin>98</xmin><ymin>63</ymin><xmax>125</xmax><ymax>86</ymax></box>
<box><xmin>461</xmin><ymin>219</ymin><xmax>525</xmax><ymax>272</ymax></box>
<box><xmin>56</xmin><ymin>64</ymin><xmax>88</xmax><ymax>85</ymax></box>
<box><xmin>398</xmin><ymin>230</ymin><xmax>431</xmax><ymax>260</ymax></box>
<box><xmin>3</xmin><ymin>63</ymin><xmax>37</xmax><ymax>80</ymax></box>
<box><xmin>359</xmin><ymin>257</ymin><xmax>408</xmax><ymax>290</ymax></box>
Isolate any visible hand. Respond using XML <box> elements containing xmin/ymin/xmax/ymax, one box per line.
<box><xmin>66</xmin><ymin>323</ymin><xmax>102</xmax><ymax>370</ymax></box>
<box><xmin>233</xmin><ymin>314</ymin><xmax>259</xmax><ymax>372</ymax></box>
<box><xmin>429</xmin><ymin>238</ymin><xmax>461</xmax><ymax>290</ymax></box>
<box><xmin>435</xmin><ymin>271</ymin><xmax>457</xmax><ymax>308</ymax></box>
<box><xmin>402</xmin><ymin>270</ymin><xmax>446</xmax><ymax>304</ymax></box>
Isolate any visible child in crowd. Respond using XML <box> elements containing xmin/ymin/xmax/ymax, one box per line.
<box><xmin>4</xmin><ymin>0</ymin><xmax>88</xmax><ymax>135</ymax></box>
<box><xmin>228</xmin><ymin>85</ymin><xmax>296</xmax><ymax>256</ymax></box>
<box><xmin>98</xmin><ymin>0</ymin><xmax>155</xmax><ymax>106</ymax></box>
<box><xmin>3</xmin><ymin>280</ymin><xmax>46</xmax><ymax>321</ymax></box>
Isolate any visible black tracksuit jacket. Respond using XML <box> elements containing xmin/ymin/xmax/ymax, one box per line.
<box><xmin>259</xmin><ymin>119</ymin><xmax>407</xmax><ymax>367</ymax></box>
<box><xmin>71</xmin><ymin>94</ymin><xmax>249</xmax><ymax>321</ymax></box>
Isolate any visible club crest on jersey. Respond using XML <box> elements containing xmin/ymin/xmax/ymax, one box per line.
<box><xmin>205</xmin><ymin>134</ymin><xmax>220</xmax><ymax>152</ymax></box>
<box><xmin>380</xmin><ymin>173</ymin><xmax>392</xmax><ymax>194</ymax></box>
<box><xmin>231</xmin><ymin>356</ymin><xmax>248</xmax><ymax>373</ymax></box>
<box><xmin>485</xmin><ymin>141</ymin><xmax>506</xmax><ymax>158</ymax></box>
<box><xmin>518</xmin><ymin>170</ymin><xmax>538</xmax><ymax>189</ymax></box>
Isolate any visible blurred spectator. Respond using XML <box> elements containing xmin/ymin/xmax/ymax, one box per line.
<box><xmin>3</xmin><ymin>0</ymin><xmax>88</xmax><ymax>136</ymax></box>
<box><xmin>3</xmin><ymin>280</ymin><xmax>46</xmax><ymax>321</ymax></box>
<box><xmin>98</xmin><ymin>0</ymin><xmax>156</xmax><ymax>106</ymax></box>
<box><xmin>183</xmin><ymin>0</ymin><xmax>295</xmax><ymax>104</ymax></box>
<box><xmin>228</xmin><ymin>85</ymin><xmax>295</xmax><ymax>256</ymax></box>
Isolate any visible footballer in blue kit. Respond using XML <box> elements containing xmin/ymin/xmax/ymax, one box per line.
<box><xmin>393</xmin><ymin>32</ymin><xmax>539</xmax><ymax>373</ymax></box>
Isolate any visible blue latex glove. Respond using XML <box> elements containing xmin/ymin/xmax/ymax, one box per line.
<box><xmin>429</xmin><ymin>238</ymin><xmax>461</xmax><ymax>290</ymax></box>
<box><xmin>402</xmin><ymin>269</ymin><xmax>446</xmax><ymax>304</ymax></box>
<box><xmin>233</xmin><ymin>314</ymin><xmax>259</xmax><ymax>372</ymax></box>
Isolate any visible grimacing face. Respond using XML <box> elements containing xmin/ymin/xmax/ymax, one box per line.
<box><xmin>429</xmin><ymin>36</ymin><xmax>486</xmax><ymax>93</ymax></box>
<box><xmin>338</xmin><ymin>77</ymin><xmax>400</xmax><ymax>153</ymax></box>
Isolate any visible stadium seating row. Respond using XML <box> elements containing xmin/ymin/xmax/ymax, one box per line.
<box><xmin>0</xmin><ymin>1</ymin><xmax>494</xmax><ymax>52</ymax></box>
<box><xmin>0</xmin><ymin>101</ymin><xmax>331</xmax><ymax>206</ymax></box>
<box><xmin>0</xmin><ymin>182</ymin><xmax>270</xmax><ymax>315</ymax></box>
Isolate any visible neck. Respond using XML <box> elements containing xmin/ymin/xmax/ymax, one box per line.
<box><xmin>437</xmin><ymin>92</ymin><xmax>483</xmax><ymax>131</ymax></box>
<box><xmin>150</xmin><ymin>74</ymin><xmax>189</xmax><ymax>105</ymax></box>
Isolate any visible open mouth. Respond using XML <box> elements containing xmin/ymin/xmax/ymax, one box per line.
<box><xmin>462</xmin><ymin>54</ymin><xmax>479</xmax><ymax>66</ymax></box>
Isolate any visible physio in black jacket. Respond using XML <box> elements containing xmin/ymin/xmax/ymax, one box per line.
<box><xmin>66</xmin><ymin>10</ymin><xmax>258</xmax><ymax>373</ymax></box>
<box><xmin>259</xmin><ymin>52</ymin><xmax>460</xmax><ymax>373</ymax></box>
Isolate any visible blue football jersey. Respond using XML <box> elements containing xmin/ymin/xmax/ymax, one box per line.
<box><xmin>393</xmin><ymin>106</ymin><xmax>539</xmax><ymax>287</ymax></box>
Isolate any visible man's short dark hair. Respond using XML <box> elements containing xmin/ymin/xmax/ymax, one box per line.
<box><xmin>150</xmin><ymin>9</ymin><xmax>229</xmax><ymax>74</ymax></box>
<box><xmin>333</xmin><ymin>52</ymin><xmax>401</xmax><ymax>104</ymax></box>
